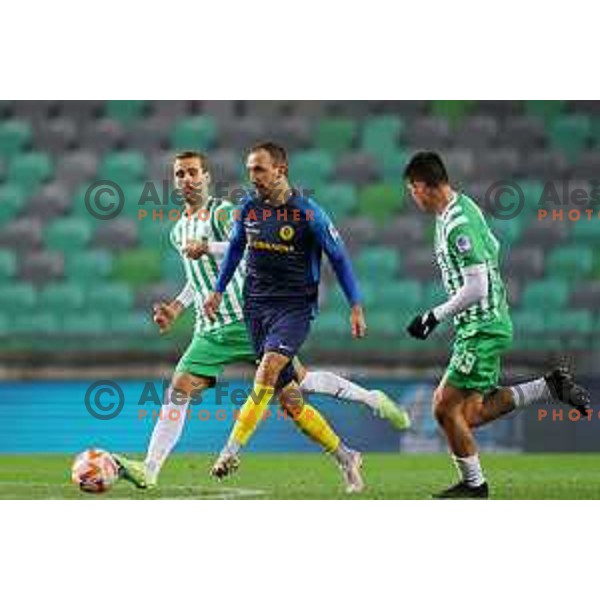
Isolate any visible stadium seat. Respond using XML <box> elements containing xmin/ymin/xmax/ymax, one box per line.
<box><xmin>99</xmin><ymin>151</ymin><xmax>147</xmax><ymax>183</ymax></box>
<box><xmin>105</xmin><ymin>100</ymin><xmax>148</xmax><ymax>123</ymax></box>
<box><xmin>87</xmin><ymin>283</ymin><xmax>134</xmax><ymax>313</ymax></box>
<box><xmin>422</xmin><ymin>281</ymin><xmax>446</xmax><ymax>306</ymax></box>
<box><xmin>430</xmin><ymin>100</ymin><xmax>474</xmax><ymax>126</ymax></box>
<box><xmin>366</xmin><ymin>311</ymin><xmax>403</xmax><ymax>336</ymax></box>
<box><xmin>80</xmin><ymin>118</ymin><xmax>124</xmax><ymax>152</ymax></box>
<box><xmin>0</xmin><ymin>283</ymin><xmax>36</xmax><ymax>313</ymax></box>
<box><xmin>0</xmin><ymin>217</ymin><xmax>44</xmax><ymax>251</ymax></box>
<box><xmin>171</xmin><ymin>115</ymin><xmax>217</xmax><ymax>150</ymax></box>
<box><xmin>355</xmin><ymin>247</ymin><xmax>399</xmax><ymax>281</ymax></box>
<box><xmin>0</xmin><ymin>184</ymin><xmax>25</xmax><ymax>225</ymax></box>
<box><xmin>32</xmin><ymin>117</ymin><xmax>77</xmax><ymax>154</ymax></box>
<box><xmin>12</xmin><ymin>312</ymin><xmax>60</xmax><ymax>335</ymax></box>
<box><xmin>361</xmin><ymin>116</ymin><xmax>404</xmax><ymax>160</ymax></box>
<box><xmin>367</xmin><ymin>280</ymin><xmax>422</xmax><ymax>310</ymax></box>
<box><xmin>94</xmin><ymin>219</ymin><xmax>139</xmax><ymax>251</ymax></box>
<box><xmin>39</xmin><ymin>282</ymin><xmax>86</xmax><ymax>312</ymax></box>
<box><xmin>55</xmin><ymin>151</ymin><xmax>99</xmax><ymax>187</ymax></box>
<box><xmin>29</xmin><ymin>183</ymin><xmax>71</xmax><ymax>221</ymax></box>
<box><xmin>112</xmin><ymin>248</ymin><xmax>162</xmax><ymax>288</ymax></box>
<box><xmin>267</xmin><ymin>117</ymin><xmax>313</xmax><ymax>151</ymax></box>
<box><xmin>455</xmin><ymin>116</ymin><xmax>499</xmax><ymax>149</ymax></box>
<box><xmin>548</xmin><ymin>115</ymin><xmax>591</xmax><ymax>161</ymax></box>
<box><xmin>7</xmin><ymin>152</ymin><xmax>53</xmax><ymax>188</ymax></box>
<box><xmin>380</xmin><ymin>216</ymin><xmax>425</xmax><ymax>250</ymax></box>
<box><xmin>62</xmin><ymin>312</ymin><xmax>108</xmax><ymax>335</ymax></box>
<box><xmin>570</xmin><ymin>218</ymin><xmax>599</xmax><ymax>243</ymax></box>
<box><xmin>546</xmin><ymin>245</ymin><xmax>594</xmax><ymax>279</ymax></box>
<box><xmin>443</xmin><ymin>149</ymin><xmax>475</xmax><ymax>182</ymax></box>
<box><xmin>358</xmin><ymin>182</ymin><xmax>402</xmax><ymax>225</ymax></box>
<box><xmin>525</xmin><ymin>100</ymin><xmax>565</xmax><ymax>122</ymax></box>
<box><xmin>19</xmin><ymin>252</ymin><xmax>64</xmax><ymax>284</ymax></box>
<box><xmin>523</xmin><ymin>149</ymin><xmax>569</xmax><ymax>180</ymax></box>
<box><xmin>0</xmin><ymin>120</ymin><xmax>31</xmax><ymax>157</ymax></box>
<box><xmin>406</xmin><ymin>117</ymin><xmax>450</xmax><ymax>148</ymax></box>
<box><xmin>289</xmin><ymin>150</ymin><xmax>334</xmax><ymax>187</ymax></box>
<box><xmin>45</xmin><ymin>217</ymin><xmax>93</xmax><ymax>252</ymax></box>
<box><xmin>500</xmin><ymin>115</ymin><xmax>545</xmax><ymax>150</ymax></box>
<box><xmin>315</xmin><ymin>118</ymin><xmax>356</xmax><ymax>156</ymax></box>
<box><xmin>545</xmin><ymin>310</ymin><xmax>594</xmax><ymax>335</ymax></box>
<box><xmin>126</xmin><ymin>118</ymin><xmax>170</xmax><ymax>153</ymax></box>
<box><xmin>521</xmin><ymin>279</ymin><xmax>569</xmax><ymax>310</ymax></box>
<box><xmin>109</xmin><ymin>311</ymin><xmax>154</xmax><ymax>335</ymax></box>
<box><xmin>334</xmin><ymin>152</ymin><xmax>380</xmax><ymax>186</ymax></box>
<box><xmin>570</xmin><ymin>282</ymin><xmax>600</xmax><ymax>310</ymax></box>
<box><xmin>378</xmin><ymin>149</ymin><xmax>409</xmax><ymax>182</ymax></box>
<box><xmin>216</xmin><ymin>116</ymin><xmax>266</xmax><ymax>152</ymax></box>
<box><xmin>511</xmin><ymin>310</ymin><xmax>546</xmax><ymax>334</ymax></box>
<box><xmin>65</xmin><ymin>250</ymin><xmax>113</xmax><ymax>282</ymax></box>
<box><xmin>318</xmin><ymin>183</ymin><xmax>358</xmax><ymax>220</ymax></box>
<box><xmin>0</xmin><ymin>250</ymin><xmax>16</xmax><ymax>280</ymax></box>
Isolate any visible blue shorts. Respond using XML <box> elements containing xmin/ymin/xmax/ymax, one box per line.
<box><xmin>244</xmin><ymin>299</ymin><xmax>314</xmax><ymax>389</ymax></box>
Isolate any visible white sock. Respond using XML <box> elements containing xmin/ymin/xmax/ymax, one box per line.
<box><xmin>510</xmin><ymin>377</ymin><xmax>552</xmax><ymax>410</ymax></box>
<box><xmin>145</xmin><ymin>387</ymin><xmax>189</xmax><ymax>482</ymax></box>
<box><xmin>299</xmin><ymin>370</ymin><xmax>380</xmax><ymax>410</ymax></box>
<box><xmin>453</xmin><ymin>454</ymin><xmax>485</xmax><ymax>487</ymax></box>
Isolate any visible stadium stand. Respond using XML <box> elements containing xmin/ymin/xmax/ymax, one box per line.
<box><xmin>1</xmin><ymin>100</ymin><xmax>599</xmax><ymax>359</ymax></box>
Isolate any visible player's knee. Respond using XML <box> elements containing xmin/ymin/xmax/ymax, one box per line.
<box><xmin>432</xmin><ymin>390</ymin><xmax>458</xmax><ymax>426</ymax></box>
<box><xmin>170</xmin><ymin>373</ymin><xmax>210</xmax><ymax>405</ymax></box>
<box><xmin>257</xmin><ymin>353</ymin><xmax>288</xmax><ymax>386</ymax></box>
<box><xmin>279</xmin><ymin>388</ymin><xmax>304</xmax><ymax>417</ymax></box>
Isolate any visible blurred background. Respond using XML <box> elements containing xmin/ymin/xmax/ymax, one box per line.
<box><xmin>1</xmin><ymin>100</ymin><xmax>599</xmax><ymax>455</ymax></box>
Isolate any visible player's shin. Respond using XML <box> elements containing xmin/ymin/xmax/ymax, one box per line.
<box><xmin>145</xmin><ymin>387</ymin><xmax>190</xmax><ymax>484</ymax></box>
<box><xmin>227</xmin><ymin>383</ymin><xmax>275</xmax><ymax>450</ymax></box>
<box><xmin>299</xmin><ymin>370</ymin><xmax>379</xmax><ymax>410</ymax></box>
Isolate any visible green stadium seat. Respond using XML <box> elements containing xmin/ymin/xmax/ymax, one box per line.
<box><xmin>571</xmin><ymin>218</ymin><xmax>600</xmax><ymax>243</ymax></box>
<box><xmin>546</xmin><ymin>245</ymin><xmax>593</xmax><ymax>279</ymax></box>
<box><xmin>379</xmin><ymin>149</ymin><xmax>409</xmax><ymax>182</ymax></box>
<box><xmin>38</xmin><ymin>283</ymin><xmax>85</xmax><ymax>312</ymax></box>
<box><xmin>431</xmin><ymin>100</ymin><xmax>474</xmax><ymax>126</ymax></box>
<box><xmin>0</xmin><ymin>283</ymin><xmax>36</xmax><ymax>313</ymax></box>
<box><xmin>110</xmin><ymin>311</ymin><xmax>154</xmax><ymax>335</ymax></box>
<box><xmin>100</xmin><ymin>151</ymin><xmax>147</xmax><ymax>183</ymax></box>
<box><xmin>0</xmin><ymin>184</ymin><xmax>25</xmax><ymax>225</ymax></box>
<box><xmin>362</xmin><ymin>279</ymin><xmax>421</xmax><ymax>311</ymax></box>
<box><xmin>0</xmin><ymin>250</ymin><xmax>16</xmax><ymax>280</ymax></box>
<box><xmin>315</xmin><ymin>118</ymin><xmax>356</xmax><ymax>156</ymax></box>
<box><xmin>45</xmin><ymin>217</ymin><xmax>93</xmax><ymax>252</ymax></box>
<box><xmin>548</xmin><ymin>115</ymin><xmax>590</xmax><ymax>162</ymax></box>
<box><xmin>171</xmin><ymin>116</ymin><xmax>217</xmax><ymax>150</ymax></box>
<box><xmin>112</xmin><ymin>248</ymin><xmax>162</xmax><ymax>288</ymax></box>
<box><xmin>525</xmin><ymin>100</ymin><xmax>565</xmax><ymax>123</ymax></box>
<box><xmin>289</xmin><ymin>150</ymin><xmax>334</xmax><ymax>187</ymax></box>
<box><xmin>7</xmin><ymin>152</ymin><xmax>53</xmax><ymax>187</ymax></box>
<box><xmin>318</xmin><ymin>183</ymin><xmax>358</xmax><ymax>220</ymax></box>
<box><xmin>545</xmin><ymin>310</ymin><xmax>594</xmax><ymax>335</ymax></box>
<box><xmin>423</xmin><ymin>281</ymin><xmax>446</xmax><ymax>307</ymax></box>
<box><xmin>0</xmin><ymin>120</ymin><xmax>31</xmax><ymax>157</ymax></box>
<box><xmin>490</xmin><ymin>218</ymin><xmax>522</xmax><ymax>245</ymax></box>
<box><xmin>590</xmin><ymin>118</ymin><xmax>600</xmax><ymax>147</ymax></box>
<box><xmin>511</xmin><ymin>310</ymin><xmax>546</xmax><ymax>334</ymax></box>
<box><xmin>366</xmin><ymin>311</ymin><xmax>403</xmax><ymax>336</ymax></box>
<box><xmin>87</xmin><ymin>283</ymin><xmax>134</xmax><ymax>313</ymax></box>
<box><xmin>361</xmin><ymin>116</ymin><xmax>404</xmax><ymax>159</ymax></box>
<box><xmin>521</xmin><ymin>279</ymin><xmax>569</xmax><ymax>310</ymax></box>
<box><xmin>358</xmin><ymin>182</ymin><xmax>402</xmax><ymax>224</ymax></box>
<box><xmin>105</xmin><ymin>100</ymin><xmax>148</xmax><ymax>123</ymax></box>
<box><xmin>355</xmin><ymin>247</ymin><xmax>399</xmax><ymax>282</ymax></box>
<box><xmin>12</xmin><ymin>312</ymin><xmax>60</xmax><ymax>335</ymax></box>
<box><xmin>311</xmin><ymin>309</ymin><xmax>347</xmax><ymax>336</ymax></box>
<box><xmin>62</xmin><ymin>312</ymin><xmax>108</xmax><ymax>335</ymax></box>
<box><xmin>65</xmin><ymin>250</ymin><xmax>113</xmax><ymax>282</ymax></box>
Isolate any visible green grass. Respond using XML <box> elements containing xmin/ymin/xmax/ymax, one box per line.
<box><xmin>1</xmin><ymin>453</ymin><xmax>600</xmax><ymax>499</ymax></box>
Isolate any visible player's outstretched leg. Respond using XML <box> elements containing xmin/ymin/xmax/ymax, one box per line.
<box><xmin>279</xmin><ymin>381</ymin><xmax>364</xmax><ymax>494</ymax></box>
<box><xmin>296</xmin><ymin>361</ymin><xmax>411</xmax><ymax>431</ymax></box>
<box><xmin>117</xmin><ymin>373</ymin><xmax>211</xmax><ymax>489</ymax></box>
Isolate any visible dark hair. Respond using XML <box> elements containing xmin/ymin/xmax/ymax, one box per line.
<box><xmin>403</xmin><ymin>151</ymin><xmax>449</xmax><ymax>187</ymax></box>
<box><xmin>249</xmin><ymin>141</ymin><xmax>288</xmax><ymax>165</ymax></box>
<box><xmin>174</xmin><ymin>150</ymin><xmax>210</xmax><ymax>173</ymax></box>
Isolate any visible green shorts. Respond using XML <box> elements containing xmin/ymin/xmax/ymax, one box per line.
<box><xmin>175</xmin><ymin>321</ymin><xmax>256</xmax><ymax>380</ymax></box>
<box><xmin>446</xmin><ymin>330</ymin><xmax>513</xmax><ymax>393</ymax></box>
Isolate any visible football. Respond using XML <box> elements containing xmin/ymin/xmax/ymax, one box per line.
<box><xmin>71</xmin><ymin>448</ymin><xmax>119</xmax><ymax>494</ymax></box>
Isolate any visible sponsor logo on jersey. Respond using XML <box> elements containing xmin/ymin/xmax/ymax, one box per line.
<box><xmin>279</xmin><ymin>225</ymin><xmax>295</xmax><ymax>241</ymax></box>
<box><xmin>455</xmin><ymin>234</ymin><xmax>471</xmax><ymax>254</ymax></box>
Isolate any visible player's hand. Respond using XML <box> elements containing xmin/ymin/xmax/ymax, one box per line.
<box><xmin>152</xmin><ymin>301</ymin><xmax>183</xmax><ymax>334</ymax></box>
<box><xmin>350</xmin><ymin>305</ymin><xmax>367</xmax><ymax>339</ymax></box>
<box><xmin>407</xmin><ymin>311</ymin><xmax>439</xmax><ymax>340</ymax></box>
<box><xmin>184</xmin><ymin>239</ymin><xmax>210</xmax><ymax>260</ymax></box>
<box><xmin>204</xmin><ymin>292</ymin><xmax>223</xmax><ymax>322</ymax></box>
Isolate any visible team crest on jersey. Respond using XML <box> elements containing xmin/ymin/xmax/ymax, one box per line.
<box><xmin>455</xmin><ymin>234</ymin><xmax>471</xmax><ymax>254</ymax></box>
<box><xmin>279</xmin><ymin>225</ymin><xmax>295</xmax><ymax>241</ymax></box>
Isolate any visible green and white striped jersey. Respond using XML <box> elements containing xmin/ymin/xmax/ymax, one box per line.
<box><xmin>170</xmin><ymin>198</ymin><xmax>245</xmax><ymax>334</ymax></box>
<box><xmin>434</xmin><ymin>192</ymin><xmax>512</xmax><ymax>336</ymax></box>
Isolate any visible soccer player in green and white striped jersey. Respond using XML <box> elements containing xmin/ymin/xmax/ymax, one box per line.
<box><xmin>404</xmin><ymin>151</ymin><xmax>590</xmax><ymax>499</ymax></box>
<box><xmin>114</xmin><ymin>150</ymin><xmax>410</xmax><ymax>490</ymax></box>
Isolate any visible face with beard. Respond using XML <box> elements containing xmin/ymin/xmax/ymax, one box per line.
<box><xmin>246</xmin><ymin>148</ymin><xmax>288</xmax><ymax>202</ymax></box>
<box><xmin>173</xmin><ymin>156</ymin><xmax>210</xmax><ymax>207</ymax></box>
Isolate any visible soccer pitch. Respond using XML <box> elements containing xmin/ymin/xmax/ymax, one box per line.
<box><xmin>1</xmin><ymin>453</ymin><xmax>600</xmax><ymax>499</ymax></box>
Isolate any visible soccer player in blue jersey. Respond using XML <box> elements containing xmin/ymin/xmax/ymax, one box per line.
<box><xmin>204</xmin><ymin>142</ymin><xmax>368</xmax><ymax>492</ymax></box>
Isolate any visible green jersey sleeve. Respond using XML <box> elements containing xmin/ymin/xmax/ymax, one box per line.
<box><xmin>209</xmin><ymin>200</ymin><xmax>236</xmax><ymax>241</ymax></box>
